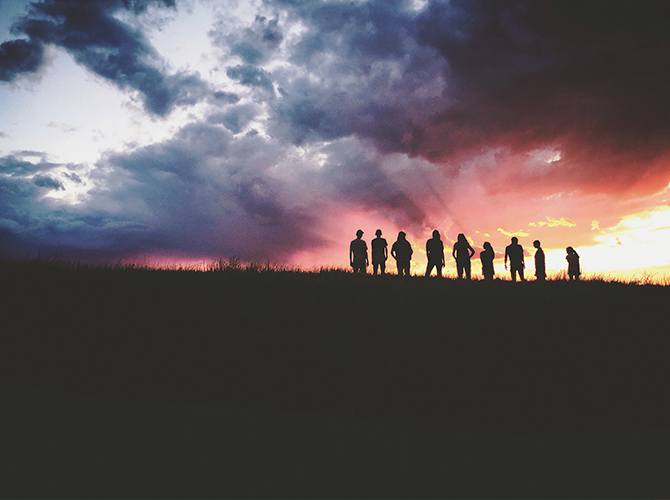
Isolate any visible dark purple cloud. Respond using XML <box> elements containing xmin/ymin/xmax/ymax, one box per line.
<box><xmin>0</xmin><ymin>38</ymin><xmax>45</xmax><ymax>81</ymax></box>
<box><xmin>410</xmin><ymin>0</ymin><xmax>670</xmax><ymax>194</ymax></box>
<box><xmin>212</xmin><ymin>91</ymin><xmax>241</xmax><ymax>105</ymax></box>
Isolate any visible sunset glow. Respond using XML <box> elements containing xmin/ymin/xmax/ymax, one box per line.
<box><xmin>2</xmin><ymin>0</ymin><xmax>669</xmax><ymax>282</ymax></box>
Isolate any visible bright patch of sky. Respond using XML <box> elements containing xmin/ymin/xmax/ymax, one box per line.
<box><xmin>539</xmin><ymin>206</ymin><xmax>670</xmax><ymax>275</ymax></box>
<box><xmin>122</xmin><ymin>0</ymin><xmax>219</xmax><ymax>76</ymax></box>
<box><xmin>0</xmin><ymin>44</ymin><xmax>205</xmax><ymax>204</ymax></box>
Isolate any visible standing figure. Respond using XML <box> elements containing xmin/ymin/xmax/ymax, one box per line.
<box><xmin>371</xmin><ymin>229</ymin><xmax>388</xmax><ymax>275</ymax></box>
<box><xmin>533</xmin><ymin>240</ymin><xmax>546</xmax><ymax>281</ymax></box>
<box><xmin>452</xmin><ymin>233</ymin><xmax>475</xmax><ymax>280</ymax></box>
<box><xmin>504</xmin><ymin>237</ymin><xmax>526</xmax><ymax>282</ymax></box>
<box><xmin>349</xmin><ymin>229</ymin><xmax>368</xmax><ymax>274</ymax></box>
<box><xmin>425</xmin><ymin>230</ymin><xmax>445</xmax><ymax>277</ymax></box>
<box><xmin>566</xmin><ymin>246</ymin><xmax>581</xmax><ymax>280</ymax></box>
<box><xmin>480</xmin><ymin>242</ymin><xmax>495</xmax><ymax>281</ymax></box>
<box><xmin>391</xmin><ymin>231</ymin><xmax>413</xmax><ymax>277</ymax></box>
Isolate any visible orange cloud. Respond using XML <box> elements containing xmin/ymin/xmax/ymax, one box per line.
<box><xmin>534</xmin><ymin>217</ymin><xmax>576</xmax><ymax>228</ymax></box>
<box><xmin>497</xmin><ymin>228</ymin><xmax>530</xmax><ymax>238</ymax></box>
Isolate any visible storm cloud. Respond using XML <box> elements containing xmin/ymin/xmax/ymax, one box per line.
<box><xmin>412</xmin><ymin>0</ymin><xmax>670</xmax><ymax>192</ymax></box>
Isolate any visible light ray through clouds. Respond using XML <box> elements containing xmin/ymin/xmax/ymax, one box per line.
<box><xmin>1</xmin><ymin>0</ymin><xmax>670</xmax><ymax>277</ymax></box>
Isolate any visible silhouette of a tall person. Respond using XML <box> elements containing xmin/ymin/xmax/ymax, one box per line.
<box><xmin>371</xmin><ymin>229</ymin><xmax>388</xmax><ymax>275</ymax></box>
<box><xmin>504</xmin><ymin>237</ymin><xmax>526</xmax><ymax>282</ymax></box>
<box><xmin>533</xmin><ymin>240</ymin><xmax>546</xmax><ymax>281</ymax></box>
<box><xmin>452</xmin><ymin>233</ymin><xmax>475</xmax><ymax>280</ymax></box>
<box><xmin>349</xmin><ymin>229</ymin><xmax>368</xmax><ymax>274</ymax></box>
<box><xmin>480</xmin><ymin>241</ymin><xmax>495</xmax><ymax>281</ymax></box>
<box><xmin>566</xmin><ymin>246</ymin><xmax>580</xmax><ymax>280</ymax></box>
<box><xmin>391</xmin><ymin>231</ymin><xmax>413</xmax><ymax>277</ymax></box>
<box><xmin>425</xmin><ymin>229</ymin><xmax>445</xmax><ymax>277</ymax></box>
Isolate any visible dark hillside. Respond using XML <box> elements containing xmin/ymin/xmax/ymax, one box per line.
<box><xmin>1</xmin><ymin>259</ymin><xmax>668</xmax><ymax>432</ymax></box>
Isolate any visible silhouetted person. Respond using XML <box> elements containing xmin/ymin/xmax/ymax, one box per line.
<box><xmin>349</xmin><ymin>229</ymin><xmax>368</xmax><ymax>274</ymax></box>
<box><xmin>566</xmin><ymin>246</ymin><xmax>580</xmax><ymax>280</ymax></box>
<box><xmin>452</xmin><ymin>233</ymin><xmax>475</xmax><ymax>280</ymax></box>
<box><xmin>371</xmin><ymin>229</ymin><xmax>388</xmax><ymax>275</ymax></box>
<box><xmin>504</xmin><ymin>237</ymin><xmax>526</xmax><ymax>282</ymax></box>
<box><xmin>425</xmin><ymin>229</ymin><xmax>445</xmax><ymax>277</ymax></box>
<box><xmin>480</xmin><ymin>241</ymin><xmax>495</xmax><ymax>281</ymax></box>
<box><xmin>534</xmin><ymin>240</ymin><xmax>546</xmax><ymax>281</ymax></box>
<box><xmin>391</xmin><ymin>231</ymin><xmax>413</xmax><ymax>277</ymax></box>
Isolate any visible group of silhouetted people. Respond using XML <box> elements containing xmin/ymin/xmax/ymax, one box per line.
<box><xmin>350</xmin><ymin>230</ymin><xmax>581</xmax><ymax>281</ymax></box>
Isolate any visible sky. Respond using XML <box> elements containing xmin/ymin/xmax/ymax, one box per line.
<box><xmin>1</xmin><ymin>0</ymin><xmax>670</xmax><ymax>279</ymax></box>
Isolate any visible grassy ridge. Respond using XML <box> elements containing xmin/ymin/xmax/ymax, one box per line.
<box><xmin>1</xmin><ymin>258</ymin><xmax>669</xmax><ymax>432</ymax></box>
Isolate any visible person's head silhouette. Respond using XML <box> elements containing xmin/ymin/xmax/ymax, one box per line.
<box><xmin>398</xmin><ymin>231</ymin><xmax>406</xmax><ymax>240</ymax></box>
<box><xmin>356</xmin><ymin>229</ymin><xmax>363</xmax><ymax>238</ymax></box>
<box><xmin>483</xmin><ymin>241</ymin><xmax>492</xmax><ymax>251</ymax></box>
<box><xmin>432</xmin><ymin>229</ymin><xmax>440</xmax><ymax>239</ymax></box>
<box><xmin>457</xmin><ymin>233</ymin><xmax>467</xmax><ymax>244</ymax></box>
<box><xmin>375</xmin><ymin>229</ymin><xmax>382</xmax><ymax>236</ymax></box>
<box><xmin>511</xmin><ymin>236</ymin><xmax>518</xmax><ymax>244</ymax></box>
<box><xmin>533</xmin><ymin>240</ymin><xmax>541</xmax><ymax>249</ymax></box>
<box><xmin>566</xmin><ymin>246</ymin><xmax>575</xmax><ymax>254</ymax></box>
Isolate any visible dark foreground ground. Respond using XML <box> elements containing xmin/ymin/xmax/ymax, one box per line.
<box><xmin>1</xmin><ymin>259</ymin><xmax>670</xmax><ymax>497</ymax></box>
